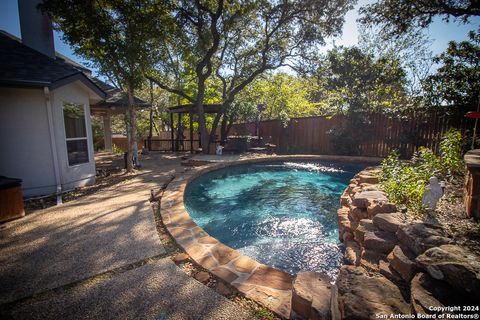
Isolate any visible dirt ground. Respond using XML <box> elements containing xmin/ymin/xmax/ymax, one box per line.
<box><xmin>433</xmin><ymin>171</ymin><xmax>480</xmax><ymax>255</ymax></box>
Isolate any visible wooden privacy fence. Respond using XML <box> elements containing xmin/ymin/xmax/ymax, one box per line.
<box><xmin>231</xmin><ymin>112</ymin><xmax>472</xmax><ymax>158</ymax></box>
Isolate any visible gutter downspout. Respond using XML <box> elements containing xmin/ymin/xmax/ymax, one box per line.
<box><xmin>44</xmin><ymin>87</ymin><xmax>63</xmax><ymax>204</ymax></box>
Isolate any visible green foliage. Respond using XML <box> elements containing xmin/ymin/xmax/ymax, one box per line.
<box><xmin>423</xmin><ymin>31</ymin><xmax>480</xmax><ymax>118</ymax></box>
<box><xmin>112</xmin><ymin>144</ymin><xmax>123</xmax><ymax>155</ymax></box>
<box><xmin>439</xmin><ymin>129</ymin><xmax>465</xmax><ymax>176</ymax></box>
<box><xmin>379</xmin><ymin>129</ymin><xmax>464</xmax><ymax>213</ymax></box>
<box><xmin>315</xmin><ymin>46</ymin><xmax>408</xmax><ymax>115</ymax></box>
<box><xmin>359</xmin><ymin>0</ymin><xmax>479</xmax><ymax>38</ymax></box>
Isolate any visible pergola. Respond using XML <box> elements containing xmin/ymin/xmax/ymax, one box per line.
<box><xmin>169</xmin><ymin>103</ymin><xmax>222</xmax><ymax>153</ymax></box>
<box><xmin>90</xmin><ymin>79</ymin><xmax>150</xmax><ymax>151</ymax></box>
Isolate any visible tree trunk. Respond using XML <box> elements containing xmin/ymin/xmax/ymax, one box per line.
<box><xmin>220</xmin><ymin>114</ymin><xmax>228</xmax><ymax>145</ymax></box>
<box><xmin>196</xmin><ymin>80</ymin><xmax>210</xmax><ymax>154</ymax></box>
<box><xmin>126</xmin><ymin>83</ymin><xmax>139</xmax><ymax>171</ymax></box>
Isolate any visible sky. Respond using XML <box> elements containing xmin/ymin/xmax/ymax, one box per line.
<box><xmin>0</xmin><ymin>0</ymin><xmax>478</xmax><ymax>79</ymax></box>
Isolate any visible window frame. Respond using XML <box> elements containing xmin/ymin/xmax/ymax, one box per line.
<box><xmin>62</xmin><ymin>102</ymin><xmax>90</xmax><ymax>167</ymax></box>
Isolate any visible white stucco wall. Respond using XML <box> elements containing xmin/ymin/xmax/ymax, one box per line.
<box><xmin>51</xmin><ymin>81</ymin><xmax>96</xmax><ymax>191</ymax></box>
<box><xmin>0</xmin><ymin>82</ymin><xmax>96</xmax><ymax>198</ymax></box>
<box><xmin>0</xmin><ymin>87</ymin><xmax>56</xmax><ymax>197</ymax></box>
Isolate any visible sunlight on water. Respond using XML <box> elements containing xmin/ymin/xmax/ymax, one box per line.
<box><xmin>184</xmin><ymin>161</ymin><xmax>365</xmax><ymax>279</ymax></box>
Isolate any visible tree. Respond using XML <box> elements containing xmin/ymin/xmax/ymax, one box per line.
<box><xmin>313</xmin><ymin>46</ymin><xmax>409</xmax><ymax>154</ymax></box>
<box><xmin>358</xmin><ymin>26</ymin><xmax>433</xmax><ymax>99</ymax></box>
<box><xmin>149</xmin><ymin>0</ymin><xmax>354</xmax><ymax>153</ymax></box>
<box><xmin>42</xmin><ymin>0</ymin><xmax>172</xmax><ymax>171</ymax></box>
<box><xmin>423</xmin><ymin>31</ymin><xmax>480</xmax><ymax>118</ymax></box>
<box><xmin>359</xmin><ymin>0</ymin><xmax>480</xmax><ymax>37</ymax></box>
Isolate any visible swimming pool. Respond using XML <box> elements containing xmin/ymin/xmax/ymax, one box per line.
<box><xmin>184</xmin><ymin>161</ymin><xmax>365</xmax><ymax>279</ymax></box>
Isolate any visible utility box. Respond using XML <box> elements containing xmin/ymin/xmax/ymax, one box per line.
<box><xmin>0</xmin><ymin>177</ymin><xmax>25</xmax><ymax>222</ymax></box>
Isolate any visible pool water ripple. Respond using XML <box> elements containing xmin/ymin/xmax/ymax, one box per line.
<box><xmin>184</xmin><ymin>161</ymin><xmax>364</xmax><ymax>279</ymax></box>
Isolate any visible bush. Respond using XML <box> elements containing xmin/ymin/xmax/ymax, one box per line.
<box><xmin>379</xmin><ymin>129</ymin><xmax>464</xmax><ymax>213</ymax></box>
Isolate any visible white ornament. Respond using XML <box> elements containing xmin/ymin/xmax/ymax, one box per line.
<box><xmin>422</xmin><ymin>176</ymin><xmax>443</xmax><ymax>210</ymax></box>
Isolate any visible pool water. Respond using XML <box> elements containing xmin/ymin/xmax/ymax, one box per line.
<box><xmin>184</xmin><ymin>161</ymin><xmax>365</xmax><ymax>279</ymax></box>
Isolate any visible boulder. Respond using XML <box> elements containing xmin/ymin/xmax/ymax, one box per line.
<box><xmin>357</xmin><ymin>173</ymin><xmax>379</xmax><ymax>184</ymax></box>
<box><xmin>379</xmin><ymin>260</ymin><xmax>403</xmax><ymax>283</ymax></box>
<box><xmin>360</xmin><ymin>250</ymin><xmax>387</xmax><ymax>273</ymax></box>
<box><xmin>340</xmin><ymin>195</ymin><xmax>351</xmax><ymax>207</ymax></box>
<box><xmin>342</xmin><ymin>231</ymin><xmax>354</xmax><ymax>242</ymax></box>
<box><xmin>352</xmin><ymin>190</ymin><xmax>388</xmax><ymax>209</ymax></box>
<box><xmin>367</xmin><ymin>202</ymin><xmax>397</xmax><ymax>218</ymax></box>
<box><xmin>388</xmin><ymin>245</ymin><xmax>417</xmax><ymax>282</ymax></box>
<box><xmin>291</xmin><ymin>271</ymin><xmax>333</xmax><ymax>320</ymax></box>
<box><xmin>364</xmin><ymin>230</ymin><xmax>397</xmax><ymax>254</ymax></box>
<box><xmin>396</xmin><ymin>223</ymin><xmax>452</xmax><ymax>255</ymax></box>
<box><xmin>415</xmin><ymin>245</ymin><xmax>480</xmax><ymax>294</ymax></box>
<box><xmin>337</xmin><ymin>265</ymin><xmax>410</xmax><ymax>319</ymax></box>
<box><xmin>344</xmin><ymin>241</ymin><xmax>361</xmax><ymax>266</ymax></box>
<box><xmin>373</xmin><ymin>212</ymin><xmax>405</xmax><ymax>233</ymax></box>
<box><xmin>411</xmin><ymin>272</ymin><xmax>448</xmax><ymax>314</ymax></box>
<box><xmin>349</xmin><ymin>206</ymin><xmax>368</xmax><ymax>222</ymax></box>
<box><xmin>354</xmin><ymin>219</ymin><xmax>376</xmax><ymax>246</ymax></box>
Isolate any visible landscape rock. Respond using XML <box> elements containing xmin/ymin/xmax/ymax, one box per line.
<box><xmin>357</xmin><ymin>174</ymin><xmax>379</xmax><ymax>184</ymax></box>
<box><xmin>360</xmin><ymin>250</ymin><xmax>386</xmax><ymax>273</ymax></box>
<box><xmin>388</xmin><ymin>245</ymin><xmax>417</xmax><ymax>282</ymax></box>
<box><xmin>349</xmin><ymin>206</ymin><xmax>368</xmax><ymax>221</ymax></box>
<box><xmin>340</xmin><ymin>196</ymin><xmax>350</xmax><ymax>207</ymax></box>
<box><xmin>367</xmin><ymin>202</ymin><xmax>397</xmax><ymax>218</ymax></box>
<box><xmin>373</xmin><ymin>212</ymin><xmax>405</xmax><ymax>233</ymax></box>
<box><xmin>352</xmin><ymin>191</ymin><xmax>388</xmax><ymax>209</ymax></box>
<box><xmin>410</xmin><ymin>272</ymin><xmax>449</xmax><ymax>314</ymax></box>
<box><xmin>216</xmin><ymin>282</ymin><xmax>233</xmax><ymax>296</ymax></box>
<box><xmin>173</xmin><ymin>252</ymin><xmax>189</xmax><ymax>263</ymax></box>
<box><xmin>379</xmin><ymin>260</ymin><xmax>403</xmax><ymax>283</ymax></box>
<box><xmin>396</xmin><ymin>222</ymin><xmax>452</xmax><ymax>255</ymax></box>
<box><xmin>354</xmin><ymin>219</ymin><xmax>376</xmax><ymax>246</ymax></box>
<box><xmin>342</xmin><ymin>231</ymin><xmax>354</xmax><ymax>242</ymax></box>
<box><xmin>291</xmin><ymin>271</ymin><xmax>333</xmax><ymax>320</ymax></box>
<box><xmin>344</xmin><ymin>241</ymin><xmax>361</xmax><ymax>266</ymax></box>
<box><xmin>337</xmin><ymin>265</ymin><xmax>410</xmax><ymax>319</ymax></box>
<box><xmin>364</xmin><ymin>230</ymin><xmax>397</xmax><ymax>254</ymax></box>
<box><xmin>194</xmin><ymin>271</ymin><xmax>210</xmax><ymax>284</ymax></box>
<box><xmin>415</xmin><ymin>244</ymin><xmax>480</xmax><ymax>294</ymax></box>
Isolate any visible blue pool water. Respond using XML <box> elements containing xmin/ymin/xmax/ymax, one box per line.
<box><xmin>184</xmin><ymin>161</ymin><xmax>365</xmax><ymax>278</ymax></box>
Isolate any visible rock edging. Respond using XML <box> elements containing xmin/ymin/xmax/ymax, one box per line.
<box><xmin>333</xmin><ymin>167</ymin><xmax>480</xmax><ymax>319</ymax></box>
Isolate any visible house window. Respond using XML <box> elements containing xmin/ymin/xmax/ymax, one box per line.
<box><xmin>63</xmin><ymin>103</ymin><xmax>89</xmax><ymax>166</ymax></box>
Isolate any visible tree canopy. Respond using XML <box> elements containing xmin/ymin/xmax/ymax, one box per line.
<box><xmin>359</xmin><ymin>0</ymin><xmax>480</xmax><ymax>37</ymax></box>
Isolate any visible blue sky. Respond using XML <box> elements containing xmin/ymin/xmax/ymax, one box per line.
<box><xmin>1</xmin><ymin>0</ymin><xmax>478</xmax><ymax>79</ymax></box>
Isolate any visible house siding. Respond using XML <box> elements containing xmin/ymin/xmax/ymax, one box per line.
<box><xmin>0</xmin><ymin>82</ymin><xmax>96</xmax><ymax>198</ymax></box>
<box><xmin>0</xmin><ymin>87</ymin><xmax>57</xmax><ymax>197</ymax></box>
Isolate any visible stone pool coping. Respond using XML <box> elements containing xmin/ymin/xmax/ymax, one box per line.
<box><xmin>160</xmin><ymin>155</ymin><xmax>381</xmax><ymax>318</ymax></box>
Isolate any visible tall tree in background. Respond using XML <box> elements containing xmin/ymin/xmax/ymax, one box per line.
<box><xmin>149</xmin><ymin>0</ymin><xmax>354</xmax><ymax>153</ymax></box>
<box><xmin>359</xmin><ymin>0</ymin><xmax>480</xmax><ymax>37</ymax></box>
<box><xmin>42</xmin><ymin>0</ymin><xmax>171</xmax><ymax>171</ymax></box>
<box><xmin>423</xmin><ymin>31</ymin><xmax>480</xmax><ymax>118</ymax></box>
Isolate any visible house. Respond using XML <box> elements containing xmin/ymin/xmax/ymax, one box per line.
<box><xmin>0</xmin><ymin>2</ymin><xmax>147</xmax><ymax>198</ymax></box>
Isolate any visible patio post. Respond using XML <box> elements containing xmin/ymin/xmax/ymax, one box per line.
<box><xmin>103</xmin><ymin>112</ymin><xmax>112</xmax><ymax>152</ymax></box>
<box><xmin>170</xmin><ymin>112</ymin><xmax>174</xmax><ymax>152</ymax></box>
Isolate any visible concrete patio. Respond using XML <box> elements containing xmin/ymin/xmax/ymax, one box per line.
<box><xmin>0</xmin><ymin>153</ymin><xmax>254</xmax><ymax>319</ymax></box>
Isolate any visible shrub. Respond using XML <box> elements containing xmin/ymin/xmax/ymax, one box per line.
<box><xmin>379</xmin><ymin>129</ymin><xmax>464</xmax><ymax>213</ymax></box>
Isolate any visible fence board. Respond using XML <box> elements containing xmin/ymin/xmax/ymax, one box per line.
<box><xmin>231</xmin><ymin>112</ymin><xmax>469</xmax><ymax>158</ymax></box>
